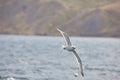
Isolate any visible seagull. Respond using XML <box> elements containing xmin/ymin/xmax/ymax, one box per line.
<box><xmin>57</xmin><ymin>28</ymin><xmax>84</xmax><ymax>77</ymax></box>
<box><xmin>74</xmin><ymin>73</ymin><xmax>78</xmax><ymax>77</ymax></box>
<box><xmin>6</xmin><ymin>76</ymin><xmax>15</xmax><ymax>80</ymax></box>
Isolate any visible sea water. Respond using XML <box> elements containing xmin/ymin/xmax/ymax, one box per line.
<box><xmin>0</xmin><ymin>35</ymin><xmax>120</xmax><ymax>80</ymax></box>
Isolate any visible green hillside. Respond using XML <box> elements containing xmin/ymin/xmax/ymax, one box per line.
<box><xmin>0</xmin><ymin>0</ymin><xmax>120</xmax><ymax>37</ymax></box>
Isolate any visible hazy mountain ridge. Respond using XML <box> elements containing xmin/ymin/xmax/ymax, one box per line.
<box><xmin>0</xmin><ymin>0</ymin><xmax>120</xmax><ymax>37</ymax></box>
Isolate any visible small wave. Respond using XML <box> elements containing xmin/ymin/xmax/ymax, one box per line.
<box><xmin>86</xmin><ymin>67</ymin><xmax>120</xmax><ymax>73</ymax></box>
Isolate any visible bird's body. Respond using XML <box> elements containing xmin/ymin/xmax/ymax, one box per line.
<box><xmin>62</xmin><ymin>45</ymin><xmax>75</xmax><ymax>51</ymax></box>
<box><xmin>57</xmin><ymin>28</ymin><xmax>84</xmax><ymax>77</ymax></box>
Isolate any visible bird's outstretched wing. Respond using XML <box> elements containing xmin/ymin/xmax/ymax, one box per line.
<box><xmin>72</xmin><ymin>50</ymin><xmax>84</xmax><ymax>77</ymax></box>
<box><xmin>57</xmin><ymin>28</ymin><xmax>71</xmax><ymax>46</ymax></box>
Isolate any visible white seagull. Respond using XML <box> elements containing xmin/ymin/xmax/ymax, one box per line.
<box><xmin>7</xmin><ymin>76</ymin><xmax>15</xmax><ymax>80</ymax></box>
<box><xmin>57</xmin><ymin>28</ymin><xmax>84</xmax><ymax>77</ymax></box>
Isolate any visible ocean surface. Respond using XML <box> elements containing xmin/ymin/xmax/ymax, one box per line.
<box><xmin>0</xmin><ymin>35</ymin><xmax>120</xmax><ymax>80</ymax></box>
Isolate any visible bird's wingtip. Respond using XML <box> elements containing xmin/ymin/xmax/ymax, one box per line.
<box><xmin>56</xmin><ymin>27</ymin><xmax>60</xmax><ymax>30</ymax></box>
<box><xmin>81</xmin><ymin>72</ymin><xmax>84</xmax><ymax>77</ymax></box>
<box><xmin>56</xmin><ymin>27</ymin><xmax>62</xmax><ymax>32</ymax></box>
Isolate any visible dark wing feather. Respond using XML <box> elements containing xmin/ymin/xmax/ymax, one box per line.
<box><xmin>73</xmin><ymin>50</ymin><xmax>84</xmax><ymax>77</ymax></box>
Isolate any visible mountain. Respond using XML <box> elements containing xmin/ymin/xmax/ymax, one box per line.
<box><xmin>61</xmin><ymin>1</ymin><xmax>120</xmax><ymax>37</ymax></box>
<box><xmin>0</xmin><ymin>0</ymin><xmax>120</xmax><ymax>37</ymax></box>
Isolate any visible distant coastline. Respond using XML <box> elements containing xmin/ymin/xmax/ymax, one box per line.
<box><xmin>0</xmin><ymin>0</ymin><xmax>120</xmax><ymax>37</ymax></box>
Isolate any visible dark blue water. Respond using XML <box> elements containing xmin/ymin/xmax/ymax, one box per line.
<box><xmin>0</xmin><ymin>35</ymin><xmax>120</xmax><ymax>80</ymax></box>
